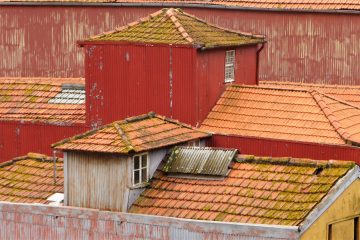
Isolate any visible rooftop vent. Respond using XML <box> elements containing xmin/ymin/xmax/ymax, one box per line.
<box><xmin>163</xmin><ymin>147</ymin><xmax>237</xmax><ymax>177</ymax></box>
<box><xmin>48</xmin><ymin>84</ymin><xmax>85</xmax><ymax>104</ymax></box>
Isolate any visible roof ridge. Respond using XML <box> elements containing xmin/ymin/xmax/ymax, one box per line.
<box><xmin>165</xmin><ymin>8</ymin><xmax>194</xmax><ymax>44</ymax></box>
<box><xmin>229</xmin><ymin>84</ymin><xmax>310</xmax><ymax>93</ymax></box>
<box><xmin>113</xmin><ymin>122</ymin><xmax>134</xmax><ymax>152</ymax></box>
<box><xmin>310</xmin><ymin>90</ymin><xmax>351</xmax><ymax>144</ymax></box>
<box><xmin>237</xmin><ymin>154</ymin><xmax>355</xmax><ymax>168</ymax></box>
<box><xmin>261</xmin><ymin>80</ymin><xmax>360</xmax><ymax>90</ymax></box>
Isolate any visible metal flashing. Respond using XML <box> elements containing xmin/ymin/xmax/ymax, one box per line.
<box><xmin>299</xmin><ymin>165</ymin><xmax>360</xmax><ymax>234</ymax></box>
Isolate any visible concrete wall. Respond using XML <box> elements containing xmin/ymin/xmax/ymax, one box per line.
<box><xmin>301</xmin><ymin>179</ymin><xmax>360</xmax><ymax>240</ymax></box>
<box><xmin>0</xmin><ymin>201</ymin><xmax>299</xmax><ymax>239</ymax></box>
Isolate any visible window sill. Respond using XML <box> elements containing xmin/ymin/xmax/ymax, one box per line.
<box><xmin>129</xmin><ymin>183</ymin><xmax>149</xmax><ymax>189</ymax></box>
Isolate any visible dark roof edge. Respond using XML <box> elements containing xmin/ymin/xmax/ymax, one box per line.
<box><xmin>299</xmin><ymin>165</ymin><xmax>360</xmax><ymax>234</ymax></box>
<box><xmin>1</xmin><ymin>2</ymin><xmax>360</xmax><ymax>15</ymax></box>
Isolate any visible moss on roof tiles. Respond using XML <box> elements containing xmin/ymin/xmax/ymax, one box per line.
<box><xmin>90</xmin><ymin>8</ymin><xmax>264</xmax><ymax>48</ymax></box>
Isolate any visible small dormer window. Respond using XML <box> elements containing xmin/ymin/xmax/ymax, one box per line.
<box><xmin>225</xmin><ymin>50</ymin><xmax>235</xmax><ymax>83</ymax></box>
<box><xmin>133</xmin><ymin>153</ymin><xmax>148</xmax><ymax>186</ymax></box>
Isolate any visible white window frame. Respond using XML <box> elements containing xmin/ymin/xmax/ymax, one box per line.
<box><xmin>132</xmin><ymin>153</ymin><xmax>149</xmax><ymax>187</ymax></box>
<box><xmin>224</xmin><ymin>50</ymin><xmax>235</xmax><ymax>83</ymax></box>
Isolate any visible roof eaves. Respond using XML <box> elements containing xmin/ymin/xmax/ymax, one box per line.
<box><xmin>51</xmin><ymin>124</ymin><xmax>109</xmax><ymax>149</ymax></box>
<box><xmin>299</xmin><ymin>164</ymin><xmax>360</xmax><ymax>234</ymax></box>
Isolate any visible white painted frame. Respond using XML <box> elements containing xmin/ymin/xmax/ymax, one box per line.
<box><xmin>132</xmin><ymin>152</ymin><xmax>149</xmax><ymax>187</ymax></box>
<box><xmin>224</xmin><ymin>50</ymin><xmax>235</xmax><ymax>83</ymax></box>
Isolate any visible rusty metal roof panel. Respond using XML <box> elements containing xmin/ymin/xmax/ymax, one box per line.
<box><xmin>163</xmin><ymin>146</ymin><xmax>237</xmax><ymax>176</ymax></box>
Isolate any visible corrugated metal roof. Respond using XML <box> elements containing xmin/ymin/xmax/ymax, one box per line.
<box><xmin>48</xmin><ymin>89</ymin><xmax>85</xmax><ymax>104</ymax></box>
<box><xmin>163</xmin><ymin>146</ymin><xmax>237</xmax><ymax>176</ymax></box>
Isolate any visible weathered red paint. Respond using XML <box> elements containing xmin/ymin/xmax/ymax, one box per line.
<box><xmin>1</xmin><ymin>6</ymin><xmax>359</xmax><ymax>84</ymax></box>
<box><xmin>0</xmin><ymin>121</ymin><xmax>88</xmax><ymax>162</ymax></box>
<box><xmin>210</xmin><ymin>134</ymin><xmax>360</xmax><ymax>163</ymax></box>
<box><xmin>84</xmin><ymin>42</ymin><xmax>259</xmax><ymax>127</ymax></box>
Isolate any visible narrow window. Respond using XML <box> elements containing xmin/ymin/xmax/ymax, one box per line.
<box><xmin>355</xmin><ymin>217</ymin><xmax>359</xmax><ymax>240</ymax></box>
<box><xmin>328</xmin><ymin>224</ymin><xmax>332</xmax><ymax>240</ymax></box>
<box><xmin>133</xmin><ymin>153</ymin><xmax>148</xmax><ymax>186</ymax></box>
<box><xmin>224</xmin><ymin>50</ymin><xmax>235</xmax><ymax>83</ymax></box>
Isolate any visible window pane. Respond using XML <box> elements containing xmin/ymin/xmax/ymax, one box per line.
<box><xmin>134</xmin><ymin>156</ymin><xmax>140</xmax><ymax>169</ymax></box>
<box><xmin>134</xmin><ymin>170</ymin><xmax>140</xmax><ymax>185</ymax></box>
<box><xmin>141</xmin><ymin>168</ymin><xmax>147</xmax><ymax>183</ymax></box>
<box><xmin>141</xmin><ymin>155</ymin><xmax>147</xmax><ymax>167</ymax></box>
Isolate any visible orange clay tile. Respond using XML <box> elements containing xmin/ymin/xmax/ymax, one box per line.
<box><xmin>200</xmin><ymin>84</ymin><xmax>360</xmax><ymax>146</ymax></box>
<box><xmin>0</xmin><ymin>0</ymin><xmax>359</xmax><ymax>11</ymax></box>
<box><xmin>260</xmin><ymin>81</ymin><xmax>360</xmax><ymax>107</ymax></box>
<box><xmin>88</xmin><ymin>8</ymin><xmax>264</xmax><ymax>49</ymax></box>
<box><xmin>129</xmin><ymin>155</ymin><xmax>354</xmax><ymax>226</ymax></box>
<box><xmin>0</xmin><ymin>153</ymin><xmax>63</xmax><ymax>204</ymax></box>
<box><xmin>53</xmin><ymin>112</ymin><xmax>210</xmax><ymax>154</ymax></box>
<box><xmin>0</xmin><ymin>77</ymin><xmax>85</xmax><ymax>124</ymax></box>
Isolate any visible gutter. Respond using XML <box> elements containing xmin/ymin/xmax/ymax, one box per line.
<box><xmin>255</xmin><ymin>42</ymin><xmax>265</xmax><ymax>85</ymax></box>
<box><xmin>1</xmin><ymin>2</ymin><xmax>360</xmax><ymax>15</ymax></box>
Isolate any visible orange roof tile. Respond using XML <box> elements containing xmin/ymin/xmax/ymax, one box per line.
<box><xmin>130</xmin><ymin>154</ymin><xmax>355</xmax><ymax>226</ymax></box>
<box><xmin>200</xmin><ymin>85</ymin><xmax>360</xmax><ymax>146</ymax></box>
<box><xmin>0</xmin><ymin>77</ymin><xmax>85</xmax><ymax>125</ymax></box>
<box><xmin>260</xmin><ymin>81</ymin><xmax>360</xmax><ymax>107</ymax></box>
<box><xmin>0</xmin><ymin>153</ymin><xmax>63</xmax><ymax>204</ymax></box>
<box><xmin>53</xmin><ymin>112</ymin><xmax>210</xmax><ymax>153</ymax></box>
<box><xmin>88</xmin><ymin>8</ymin><xmax>264</xmax><ymax>48</ymax></box>
<box><xmin>1</xmin><ymin>0</ymin><xmax>359</xmax><ymax>11</ymax></box>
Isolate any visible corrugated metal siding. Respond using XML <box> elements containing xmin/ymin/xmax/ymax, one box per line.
<box><xmin>210</xmin><ymin>134</ymin><xmax>360</xmax><ymax>163</ymax></box>
<box><xmin>0</xmin><ymin>202</ymin><xmax>299</xmax><ymax>239</ymax></box>
<box><xmin>67</xmin><ymin>151</ymin><xmax>128</xmax><ymax>211</ymax></box>
<box><xmin>0</xmin><ymin>121</ymin><xmax>88</xmax><ymax>162</ymax></box>
<box><xmin>1</xmin><ymin>6</ymin><xmax>359</xmax><ymax>84</ymax></box>
<box><xmin>86</xmin><ymin>44</ymin><xmax>172</xmax><ymax>127</ymax></box>
<box><xmin>164</xmin><ymin>146</ymin><xmax>237</xmax><ymax>176</ymax></box>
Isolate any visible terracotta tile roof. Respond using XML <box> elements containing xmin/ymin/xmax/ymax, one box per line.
<box><xmin>89</xmin><ymin>8</ymin><xmax>264</xmax><ymax>48</ymax></box>
<box><xmin>0</xmin><ymin>153</ymin><xmax>63</xmax><ymax>204</ymax></box>
<box><xmin>1</xmin><ymin>0</ymin><xmax>359</xmax><ymax>11</ymax></box>
<box><xmin>53</xmin><ymin>112</ymin><xmax>211</xmax><ymax>154</ymax></box>
<box><xmin>200</xmin><ymin>85</ymin><xmax>360</xmax><ymax>146</ymax></box>
<box><xmin>0</xmin><ymin>77</ymin><xmax>85</xmax><ymax>125</ymax></box>
<box><xmin>130</xmin><ymin>154</ymin><xmax>355</xmax><ymax>226</ymax></box>
<box><xmin>260</xmin><ymin>81</ymin><xmax>360</xmax><ymax>107</ymax></box>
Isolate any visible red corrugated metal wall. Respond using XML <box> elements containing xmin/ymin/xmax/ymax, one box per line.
<box><xmin>86</xmin><ymin>43</ymin><xmax>183</xmax><ymax>126</ymax></box>
<box><xmin>1</xmin><ymin>6</ymin><xmax>359</xmax><ymax>84</ymax></box>
<box><xmin>0</xmin><ymin>122</ymin><xmax>88</xmax><ymax>162</ymax></box>
<box><xmin>211</xmin><ymin>134</ymin><xmax>360</xmax><ymax>163</ymax></box>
